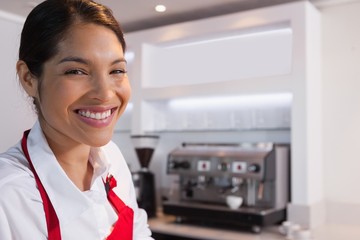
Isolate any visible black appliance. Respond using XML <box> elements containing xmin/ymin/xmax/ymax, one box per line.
<box><xmin>131</xmin><ymin>135</ymin><xmax>159</xmax><ymax>218</ymax></box>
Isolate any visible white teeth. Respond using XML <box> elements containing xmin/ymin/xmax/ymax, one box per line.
<box><xmin>78</xmin><ymin>109</ymin><xmax>112</xmax><ymax>120</ymax></box>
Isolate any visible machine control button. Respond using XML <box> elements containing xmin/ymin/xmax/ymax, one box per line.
<box><xmin>197</xmin><ymin>160</ymin><xmax>211</xmax><ymax>172</ymax></box>
<box><xmin>232</xmin><ymin>161</ymin><xmax>247</xmax><ymax>173</ymax></box>
<box><xmin>248</xmin><ymin>164</ymin><xmax>261</xmax><ymax>173</ymax></box>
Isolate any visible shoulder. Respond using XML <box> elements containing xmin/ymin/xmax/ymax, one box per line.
<box><xmin>0</xmin><ymin>177</ymin><xmax>45</xmax><ymax>239</ymax></box>
<box><xmin>0</xmin><ymin>141</ymin><xmax>48</xmax><ymax>238</ymax></box>
<box><xmin>0</xmin><ymin>141</ymin><xmax>41</xmax><ymax>207</ymax></box>
<box><xmin>101</xmin><ymin>140</ymin><xmax>128</xmax><ymax>168</ymax></box>
<box><xmin>101</xmin><ymin>140</ymin><xmax>132</xmax><ymax>180</ymax></box>
<box><xmin>100</xmin><ymin>141</ymin><xmax>134</xmax><ymax>195</ymax></box>
<box><xmin>0</xmin><ymin>144</ymin><xmax>45</xmax><ymax>238</ymax></box>
<box><xmin>0</xmin><ymin>170</ymin><xmax>39</xmax><ymax>205</ymax></box>
<box><xmin>0</xmin><ymin>141</ymin><xmax>39</xmax><ymax>200</ymax></box>
<box><xmin>0</xmin><ymin>142</ymin><xmax>33</xmax><ymax>189</ymax></box>
<box><xmin>102</xmin><ymin>140</ymin><xmax>123</xmax><ymax>156</ymax></box>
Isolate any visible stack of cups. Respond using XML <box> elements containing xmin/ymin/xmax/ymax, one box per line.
<box><xmin>278</xmin><ymin>221</ymin><xmax>313</xmax><ymax>240</ymax></box>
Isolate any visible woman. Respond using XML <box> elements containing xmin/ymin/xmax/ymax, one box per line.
<box><xmin>0</xmin><ymin>0</ymin><xmax>153</xmax><ymax>239</ymax></box>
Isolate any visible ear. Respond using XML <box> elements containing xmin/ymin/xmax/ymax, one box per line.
<box><xmin>17</xmin><ymin>60</ymin><xmax>39</xmax><ymax>97</ymax></box>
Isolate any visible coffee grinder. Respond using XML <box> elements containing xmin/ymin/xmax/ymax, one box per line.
<box><xmin>131</xmin><ymin>135</ymin><xmax>159</xmax><ymax>218</ymax></box>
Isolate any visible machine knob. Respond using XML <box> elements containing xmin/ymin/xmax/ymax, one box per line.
<box><xmin>218</xmin><ymin>162</ymin><xmax>229</xmax><ymax>171</ymax></box>
<box><xmin>248</xmin><ymin>164</ymin><xmax>261</xmax><ymax>173</ymax></box>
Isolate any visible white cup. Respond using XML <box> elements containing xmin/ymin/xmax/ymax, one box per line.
<box><xmin>293</xmin><ymin>229</ymin><xmax>313</xmax><ymax>240</ymax></box>
<box><xmin>279</xmin><ymin>221</ymin><xmax>292</xmax><ymax>236</ymax></box>
<box><xmin>287</xmin><ymin>224</ymin><xmax>301</xmax><ymax>239</ymax></box>
<box><xmin>225</xmin><ymin>195</ymin><xmax>243</xmax><ymax>209</ymax></box>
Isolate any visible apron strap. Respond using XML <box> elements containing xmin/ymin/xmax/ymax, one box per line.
<box><xmin>104</xmin><ymin>175</ymin><xmax>134</xmax><ymax>240</ymax></box>
<box><xmin>21</xmin><ymin>130</ymin><xmax>61</xmax><ymax>240</ymax></box>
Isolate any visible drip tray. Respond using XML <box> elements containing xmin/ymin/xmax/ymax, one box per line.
<box><xmin>162</xmin><ymin>201</ymin><xmax>286</xmax><ymax>232</ymax></box>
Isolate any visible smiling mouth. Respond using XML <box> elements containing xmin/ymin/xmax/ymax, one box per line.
<box><xmin>77</xmin><ymin>108</ymin><xmax>116</xmax><ymax>120</ymax></box>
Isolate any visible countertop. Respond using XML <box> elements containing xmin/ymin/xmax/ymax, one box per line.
<box><xmin>148</xmin><ymin>212</ymin><xmax>360</xmax><ymax>240</ymax></box>
<box><xmin>149</xmin><ymin>213</ymin><xmax>288</xmax><ymax>240</ymax></box>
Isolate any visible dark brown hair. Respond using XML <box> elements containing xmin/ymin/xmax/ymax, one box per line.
<box><xmin>19</xmin><ymin>0</ymin><xmax>126</xmax><ymax>78</ymax></box>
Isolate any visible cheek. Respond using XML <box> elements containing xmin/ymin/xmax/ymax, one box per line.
<box><xmin>115</xmin><ymin>81</ymin><xmax>131</xmax><ymax>118</ymax></box>
<box><xmin>40</xmin><ymin>83</ymin><xmax>80</xmax><ymax>111</ymax></box>
<box><xmin>116</xmin><ymin>80</ymin><xmax>132</xmax><ymax>102</ymax></box>
<box><xmin>125</xmin><ymin>83</ymin><xmax>132</xmax><ymax>99</ymax></box>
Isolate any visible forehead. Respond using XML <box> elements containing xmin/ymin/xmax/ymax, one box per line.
<box><xmin>58</xmin><ymin>22</ymin><xmax>123</xmax><ymax>53</ymax></box>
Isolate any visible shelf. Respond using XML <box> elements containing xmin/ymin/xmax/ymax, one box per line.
<box><xmin>140</xmin><ymin>74</ymin><xmax>292</xmax><ymax>101</ymax></box>
<box><xmin>145</xmin><ymin>128</ymin><xmax>290</xmax><ymax>134</ymax></box>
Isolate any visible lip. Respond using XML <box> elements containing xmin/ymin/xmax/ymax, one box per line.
<box><xmin>75</xmin><ymin>106</ymin><xmax>118</xmax><ymax>128</ymax></box>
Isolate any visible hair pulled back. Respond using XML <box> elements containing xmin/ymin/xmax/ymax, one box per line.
<box><xmin>19</xmin><ymin>0</ymin><xmax>126</xmax><ymax>78</ymax></box>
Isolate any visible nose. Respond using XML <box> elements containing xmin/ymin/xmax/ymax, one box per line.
<box><xmin>90</xmin><ymin>74</ymin><xmax>114</xmax><ymax>102</ymax></box>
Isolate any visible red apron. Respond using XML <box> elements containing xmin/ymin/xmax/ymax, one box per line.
<box><xmin>21</xmin><ymin>130</ymin><xmax>134</xmax><ymax>240</ymax></box>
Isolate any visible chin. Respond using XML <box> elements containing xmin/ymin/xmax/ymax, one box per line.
<box><xmin>86</xmin><ymin>133</ymin><xmax>113</xmax><ymax>148</ymax></box>
<box><xmin>90</xmin><ymin>139</ymin><xmax>112</xmax><ymax>148</ymax></box>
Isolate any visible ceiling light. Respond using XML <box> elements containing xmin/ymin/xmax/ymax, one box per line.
<box><xmin>155</xmin><ymin>4</ymin><xmax>166</xmax><ymax>13</ymax></box>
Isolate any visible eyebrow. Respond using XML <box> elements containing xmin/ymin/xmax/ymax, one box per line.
<box><xmin>57</xmin><ymin>56</ymin><xmax>127</xmax><ymax>65</ymax></box>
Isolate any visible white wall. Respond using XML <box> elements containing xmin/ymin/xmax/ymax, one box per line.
<box><xmin>322</xmin><ymin>1</ymin><xmax>360</xmax><ymax>225</ymax></box>
<box><xmin>0</xmin><ymin>11</ymin><xmax>36</xmax><ymax>152</ymax></box>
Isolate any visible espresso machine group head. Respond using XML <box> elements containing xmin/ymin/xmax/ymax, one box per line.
<box><xmin>163</xmin><ymin>142</ymin><xmax>290</xmax><ymax>233</ymax></box>
<box><xmin>131</xmin><ymin>135</ymin><xmax>159</xmax><ymax>218</ymax></box>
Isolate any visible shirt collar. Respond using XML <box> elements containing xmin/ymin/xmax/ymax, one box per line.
<box><xmin>26</xmin><ymin>121</ymin><xmax>111</xmax><ymax>225</ymax></box>
<box><xmin>89</xmin><ymin>147</ymin><xmax>111</xmax><ymax>184</ymax></box>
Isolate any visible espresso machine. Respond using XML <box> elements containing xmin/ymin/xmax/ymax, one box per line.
<box><xmin>163</xmin><ymin>142</ymin><xmax>290</xmax><ymax>233</ymax></box>
<box><xmin>131</xmin><ymin>135</ymin><xmax>159</xmax><ymax>218</ymax></box>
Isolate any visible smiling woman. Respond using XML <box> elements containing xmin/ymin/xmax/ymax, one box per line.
<box><xmin>0</xmin><ymin>0</ymin><xmax>153</xmax><ymax>240</ymax></box>
<box><xmin>20</xmin><ymin>23</ymin><xmax>131</xmax><ymax>149</ymax></box>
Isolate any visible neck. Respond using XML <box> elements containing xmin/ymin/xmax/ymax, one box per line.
<box><xmin>57</xmin><ymin>156</ymin><xmax>94</xmax><ymax>191</ymax></box>
<box><xmin>39</xmin><ymin>120</ymin><xmax>94</xmax><ymax>191</ymax></box>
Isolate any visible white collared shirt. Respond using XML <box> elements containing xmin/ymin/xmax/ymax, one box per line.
<box><xmin>0</xmin><ymin>121</ymin><xmax>153</xmax><ymax>240</ymax></box>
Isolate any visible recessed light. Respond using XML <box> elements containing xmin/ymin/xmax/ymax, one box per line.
<box><xmin>155</xmin><ymin>4</ymin><xmax>166</xmax><ymax>13</ymax></box>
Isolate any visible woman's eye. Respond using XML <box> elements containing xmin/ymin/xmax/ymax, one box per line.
<box><xmin>110</xmin><ymin>69</ymin><xmax>127</xmax><ymax>75</ymax></box>
<box><xmin>65</xmin><ymin>69</ymin><xmax>86</xmax><ymax>75</ymax></box>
